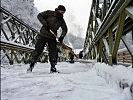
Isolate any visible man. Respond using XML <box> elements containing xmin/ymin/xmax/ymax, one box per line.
<box><xmin>69</xmin><ymin>50</ymin><xmax>75</xmax><ymax>63</ymax></box>
<box><xmin>27</xmin><ymin>5</ymin><xmax>68</xmax><ymax>73</ymax></box>
<box><xmin>79</xmin><ymin>50</ymin><xmax>83</xmax><ymax>59</ymax></box>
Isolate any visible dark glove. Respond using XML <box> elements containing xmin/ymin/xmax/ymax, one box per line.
<box><xmin>58</xmin><ymin>36</ymin><xmax>64</xmax><ymax>43</ymax></box>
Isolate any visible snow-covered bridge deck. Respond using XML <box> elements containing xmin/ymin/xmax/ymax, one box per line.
<box><xmin>1</xmin><ymin>62</ymin><xmax>133</xmax><ymax>100</ymax></box>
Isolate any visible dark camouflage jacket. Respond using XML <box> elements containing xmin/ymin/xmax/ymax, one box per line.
<box><xmin>37</xmin><ymin>10</ymin><xmax>68</xmax><ymax>39</ymax></box>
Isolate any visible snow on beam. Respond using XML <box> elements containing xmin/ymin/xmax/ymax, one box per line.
<box><xmin>125</xmin><ymin>6</ymin><xmax>133</xmax><ymax>19</ymax></box>
<box><xmin>1</xmin><ymin>16</ymin><xmax>12</xmax><ymax>24</ymax></box>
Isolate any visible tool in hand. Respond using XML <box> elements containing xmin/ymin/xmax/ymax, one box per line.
<box><xmin>49</xmin><ymin>29</ymin><xmax>78</xmax><ymax>58</ymax></box>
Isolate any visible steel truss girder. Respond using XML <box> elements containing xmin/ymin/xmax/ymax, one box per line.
<box><xmin>83</xmin><ymin>0</ymin><xmax>133</xmax><ymax>66</ymax></box>
<box><xmin>0</xmin><ymin>7</ymin><xmax>48</xmax><ymax>65</ymax></box>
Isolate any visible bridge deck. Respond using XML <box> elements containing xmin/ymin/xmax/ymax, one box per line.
<box><xmin>1</xmin><ymin>62</ymin><xmax>133</xmax><ymax>100</ymax></box>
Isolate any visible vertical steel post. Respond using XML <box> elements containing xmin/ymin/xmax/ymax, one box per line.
<box><xmin>112</xmin><ymin>12</ymin><xmax>126</xmax><ymax>64</ymax></box>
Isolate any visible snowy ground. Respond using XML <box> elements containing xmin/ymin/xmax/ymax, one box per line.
<box><xmin>1</xmin><ymin>61</ymin><xmax>133</xmax><ymax>100</ymax></box>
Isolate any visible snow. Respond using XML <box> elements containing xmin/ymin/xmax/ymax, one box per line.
<box><xmin>74</xmin><ymin>49</ymin><xmax>83</xmax><ymax>54</ymax></box>
<box><xmin>1</xmin><ymin>1</ymin><xmax>133</xmax><ymax>99</ymax></box>
<box><xmin>126</xmin><ymin>6</ymin><xmax>133</xmax><ymax>19</ymax></box>
<box><xmin>118</xmin><ymin>45</ymin><xmax>133</xmax><ymax>54</ymax></box>
<box><xmin>1</xmin><ymin>0</ymin><xmax>41</xmax><ymax>30</ymax></box>
<box><xmin>103</xmin><ymin>39</ymin><xmax>110</xmax><ymax>56</ymax></box>
<box><xmin>1</xmin><ymin>61</ymin><xmax>133</xmax><ymax>100</ymax></box>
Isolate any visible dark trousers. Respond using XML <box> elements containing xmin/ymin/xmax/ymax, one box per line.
<box><xmin>31</xmin><ymin>35</ymin><xmax>57</xmax><ymax>66</ymax></box>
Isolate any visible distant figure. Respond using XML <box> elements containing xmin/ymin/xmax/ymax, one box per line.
<box><xmin>27</xmin><ymin>5</ymin><xmax>68</xmax><ymax>73</ymax></box>
<box><xmin>79</xmin><ymin>51</ymin><xmax>83</xmax><ymax>59</ymax></box>
<box><xmin>69</xmin><ymin>51</ymin><xmax>74</xmax><ymax>63</ymax></box>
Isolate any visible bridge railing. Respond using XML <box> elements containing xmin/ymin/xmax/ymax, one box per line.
<box><xmin>83</xmin><ymin>0</ymin><xmax>133</xmax><ymax>67</ymax></box>
<box><xmin>0</xmin><ymin>7</ymin><xmax>48</xmax><ymax>65</ymax></box>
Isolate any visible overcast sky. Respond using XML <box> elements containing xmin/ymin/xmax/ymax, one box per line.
<box><xmin>34</xmin><ymin>0</ymin><xmax>92</xmax><ymax>38</ymax></box>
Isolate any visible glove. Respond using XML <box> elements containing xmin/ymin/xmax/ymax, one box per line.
<box><xmin>58</xmin><ymin>36</ymin><xmax>64</xmax><ymax>43</ymax></box>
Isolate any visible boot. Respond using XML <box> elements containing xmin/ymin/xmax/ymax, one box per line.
<box><xmin>50</xmin><ymin>64</ymin><xmax>57</xmax><ymax>73</ymax></box>
<box><xmin>50</xmin><ymin>67</ymin><xmax>57</xmax><ymax>73</ymax></box>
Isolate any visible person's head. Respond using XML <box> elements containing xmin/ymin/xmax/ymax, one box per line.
<box><xmin>55</xmin><ymin>5</ymin><xmax>66</xmax><ymax>14</ymax></box>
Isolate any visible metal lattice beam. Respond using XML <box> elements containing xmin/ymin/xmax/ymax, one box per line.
<box><xmin>83</xmin><ymin>0</ymin><xmax>133</xmax><ymax>66</ymax></box>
